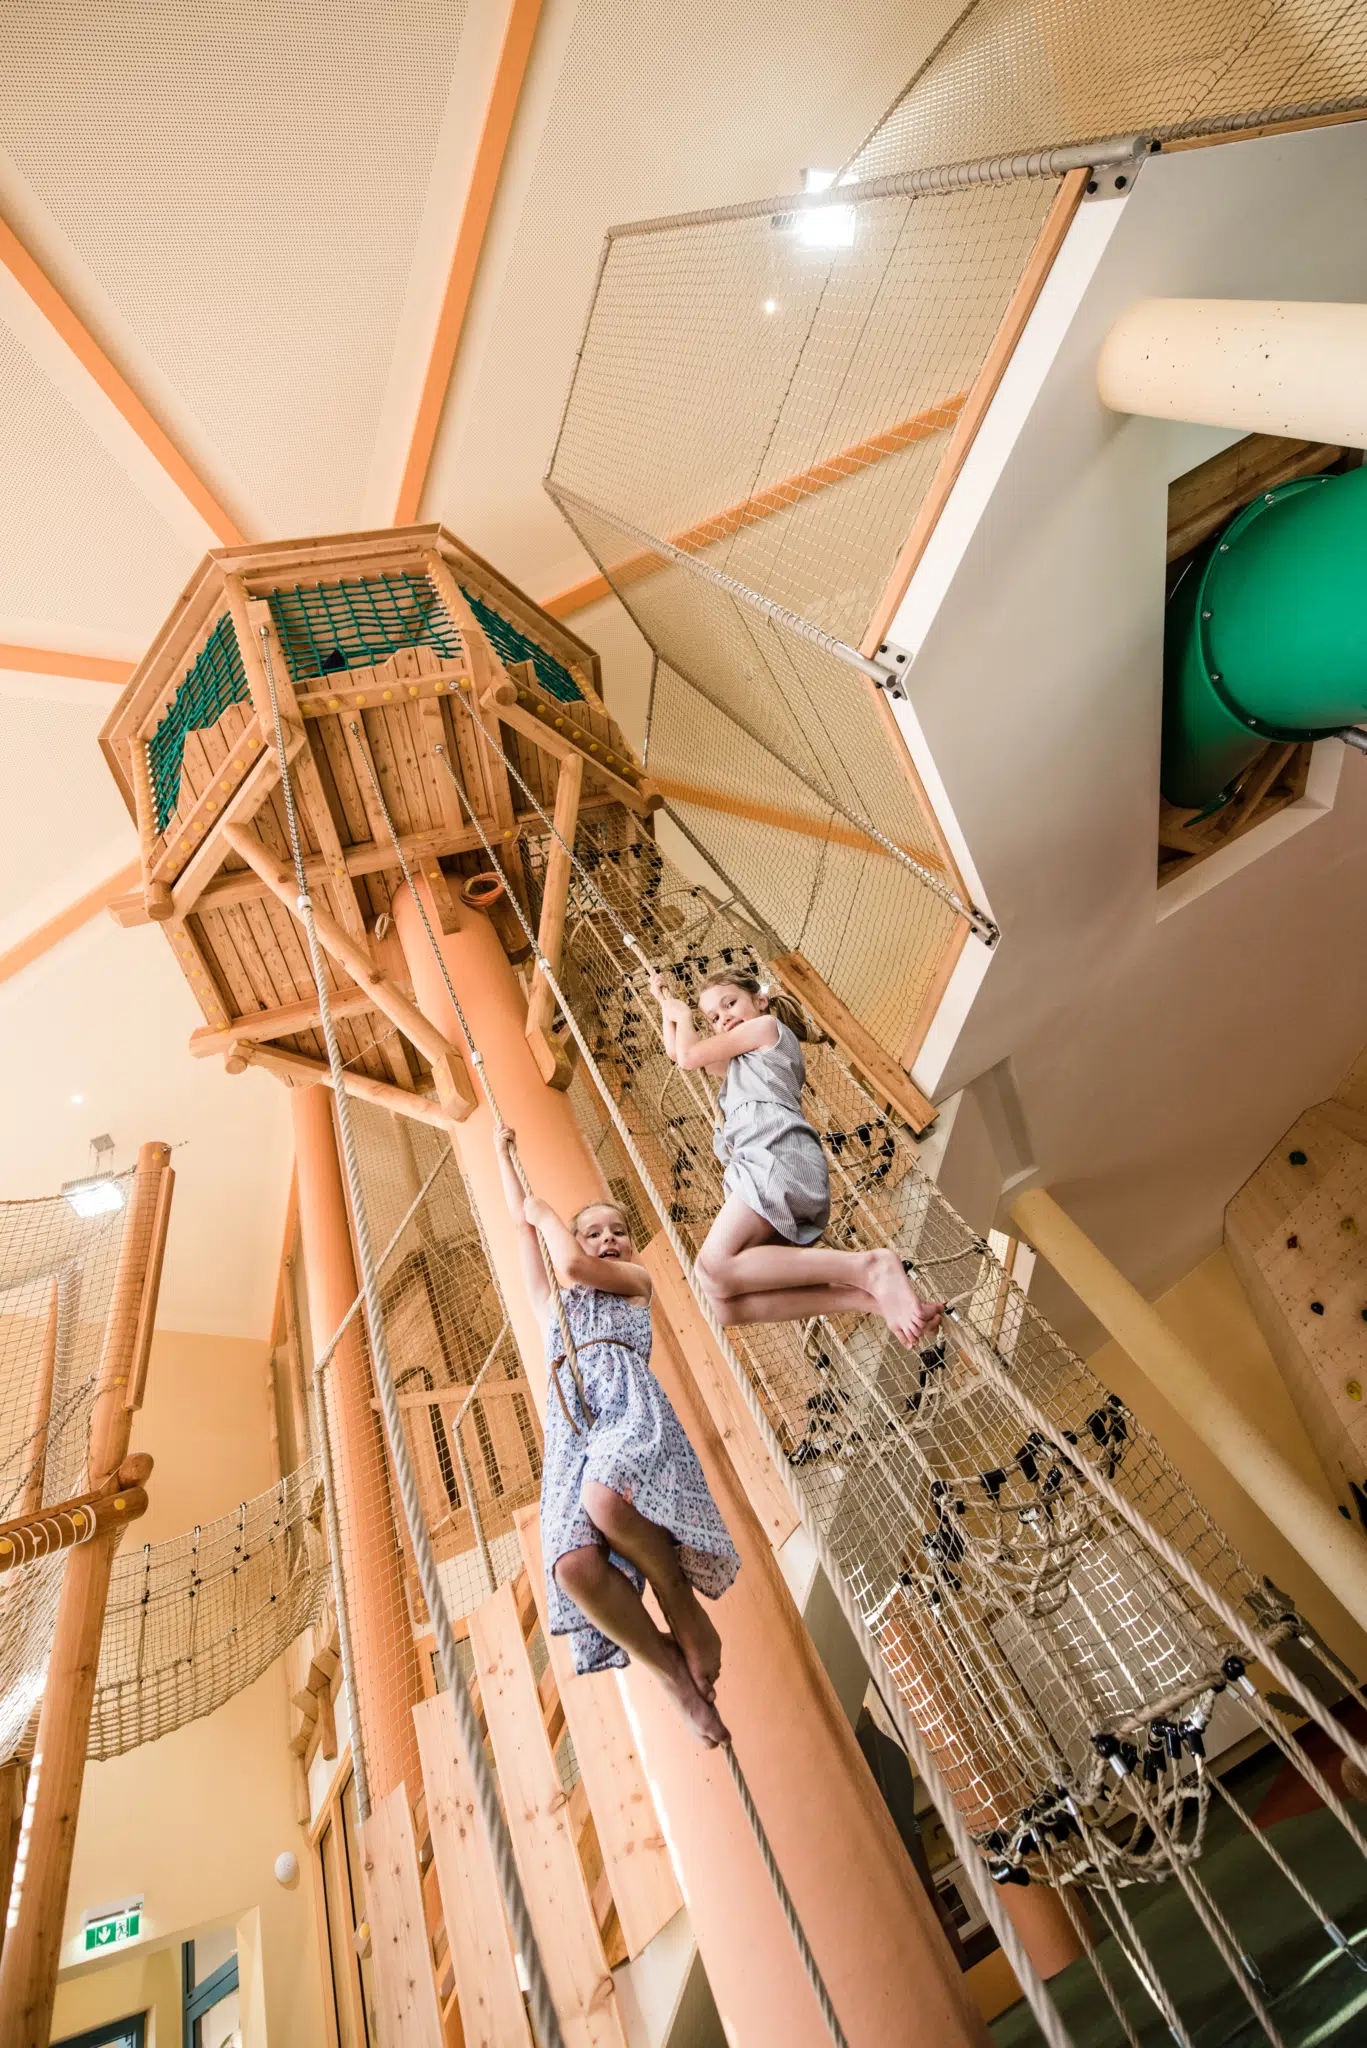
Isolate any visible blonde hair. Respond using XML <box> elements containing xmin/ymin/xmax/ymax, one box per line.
<box><xmin>698</xmin><ymin>967</ymin><xmax>812</xmax><ymax>1042</ymax></box>
<box><xmin>570</xmin><ymin>1200</ymin><xmax>631</xmax><ymax>1242</ymax></box>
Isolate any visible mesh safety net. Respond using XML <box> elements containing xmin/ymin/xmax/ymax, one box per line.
<box><xmin>0</xmin><ymin>1173</ymin><xmax>138</xmax><ymax>1764</ymax></box>
<box><xmin>529</xmin><ymin>816</ymin><xmax>1315</xmax><ymax>1884</ymax></box>
<box><xmin>147</xmin><ymin>615</ymin><xmax>248</xmax><ymax>832</ymax></box>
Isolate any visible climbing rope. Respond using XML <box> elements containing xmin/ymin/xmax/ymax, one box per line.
<box><xmin>347</xmin><ymin>727</ymin><xmax>593</xmax><ymax>1440</ymax></box>
<box><xmin>421</xmin><ymin>736</ymin><xmax>1074</xmax><ymax>2047</ymax></box>
<box><xmin>353</xmin><ymin>728</ymin><xmax>854</xmax><ymax>2048</ymax></box>
<box><xmin>256</xmin><ymin>631</ymin><xmax>570</xmax><ymax>2048</ymax></box>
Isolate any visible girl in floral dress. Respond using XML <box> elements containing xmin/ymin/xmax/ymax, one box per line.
<box><xmin>496</xmin><ymin>1127</ymin><xmax>740</xmax><ymax>1746</ymax></box>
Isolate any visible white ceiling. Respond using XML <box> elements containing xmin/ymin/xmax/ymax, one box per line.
<box><xmin>0</xmin><ymin>0</ymin><xmax>939</xmax><ymax>1337</ymax></box>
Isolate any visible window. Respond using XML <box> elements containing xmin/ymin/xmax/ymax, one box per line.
<box><xmin>53</xmin><ymin>2021</ymin><xmax>146</xmax><ymax>2048</ymax></box>
<box><xmin>315</xmin><ymin>1766</ymin><xmax>375</xmax><ymax>2048</ymax></box>
<box><xmin>182</xmin><ymin>1936</ymin><xmax>240</xmax><ymax>2048</ymax></box>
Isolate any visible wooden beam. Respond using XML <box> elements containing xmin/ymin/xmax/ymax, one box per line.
<box><xmin>393</xmin><ymin>0</ymin><xmax>548</xmax><ymax>523</ymax></box>
<box><xmin>220</xmin><ymin>822</ymin><xmax>476</xmax><ymax>1119</ymax></box>
<box><xmin>653</xmin><ymin>776</ymin><xmax>946</xmax><ymax>870</ymax></box>
<box><xmin>0</xmin><ymin>1470</ymin><xmax>150</xmax><ymax>1574</ymax></box>
<box><xmin>110</xmin><ymin>819</ymin><xmax>522</xmax><ymax>926</ymax></box>
<box><xmin>1167</xmin><ymin>435</ymin><xmax>1342</xmax><ymax>562</ymax></box>
<box><xmin>422</xmin><ymin>554</ymin><xmax>520</xmax><ymax>838</ymax></box>
<box><xmin>360</xmin><ymin>1786</ymin><xmax>447</xmax><ymax>2048</ymax></box>
<box><xmin>414</xmin><ymin>1689</ymin><xmax>534</xmax><ymax>2048</ymax></box>
<box><xmin>0</xmin><ymin>1144</ymin><xmax>173</xmax><ymax>2048</ymax></box>
<box><xmin>234</xmin><ymin>1042</ymin><xmax>462</xmax><ymax>1131</ymax></box>
<box><xmin>899</xmin><ymin>916</ymin><xmax>971</xmax><ymax>1077</ymax></box>
<box><xmin>0</xmin><ymin>858</ymin><xmax>140</xmax><ymax>992</ymax></box>
<box><xmin>514</xmin><ymin>1509</ymin><xmax>681</xmax><ymax>1959</ymax></box>
<box><xmin>478</xmin><ymin>685</ymin><xmax>660</xmax><ymax>817</ymax></box>
<box><xmin>242</xmin><ymin>594</ymin><xmax>370</xmax><ymax>943</ymax></box>
<box><xmin>770</xmin><ymin>949</ymin><xmax>937</xmax><ymax>1135</ymax></box>
<box><xmin>540</xmin><ymin>392</ymin><xmax>969</xmax><ymax>621</ymax></box>
<box><xmin>861</xmin><ymin>169</ymin><xmax>1090</xmax><ymax>658</ymax></box>
<box><xmin>0</xmin><ymin>215</ymin><xmax>244</xmax><ymax>546</ymax></box>
<box><xmin>643</xmin><ymin>1245</ymin><xmax>799</xmax><ymax>1552</ymax></box>
<box><xmin>526</xmin><ymin>753</ymin><xmax>582</xmax><ymax>1085</ymax></box>
<box><xmin>188</xmin><ymin>983</ymin><xmax>378</xmax><ymax>1057</ymax></box>
<box><xmin>467</xmin><ymin>1583</ymin><xmax>627</xmax><ymax>2047</ymax></box>
<box><xmin>0</xmin><ymin>643</ymin><xmax>132</xmax><ymax>688</ymax></box>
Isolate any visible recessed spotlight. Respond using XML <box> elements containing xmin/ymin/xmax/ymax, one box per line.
<box><xmin>764</xmin><ymin>299</ymin><xmax>778</xmax><ymax>315</ymax></box>
<box><xmin>70</xmin><ymin>1094</ymin><xmax>84</xmax><ymax>1106</ymax></box>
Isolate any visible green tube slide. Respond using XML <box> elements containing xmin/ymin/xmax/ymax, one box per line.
<box><xmin>1161</xmin><ymin>465</ymin><xmax>1367</xmax><ymax>809</ymax></box>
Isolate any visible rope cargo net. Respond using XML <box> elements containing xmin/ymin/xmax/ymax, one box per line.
<box><xmin>0</xmin><ymin>1177</ymin><xmax>138</xmax><ymax>1765</ymax></box>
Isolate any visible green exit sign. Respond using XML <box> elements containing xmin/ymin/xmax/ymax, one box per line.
<box><xmin>82</xmin><ymin>1899</ymin><xmax>142</xmax><ymax>1954</ymax></box>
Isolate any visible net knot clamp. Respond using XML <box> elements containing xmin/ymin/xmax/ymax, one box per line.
<box><xmin>871</xmin><ymin>638</ymin><xmax>912</xmax><ymax>701</ymax></box>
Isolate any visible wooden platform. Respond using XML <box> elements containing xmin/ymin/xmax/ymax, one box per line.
<box><xmin>100</xmin><ymin>527</ymin><xmax>657</xmax><ymax>1122</ymax></box>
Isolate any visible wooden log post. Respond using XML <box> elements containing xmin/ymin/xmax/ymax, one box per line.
<box><xmin>220</xmin><ymin>821</ymin><xmax>476</xmax><ymax>1123</ymax></box>
<box><xmin>130</xmin><ymin>734</ymin><xmax>173</xmax><ymax>922</ymax></box>
<box><xmin>0</xmin><ymin>1457</ymin><xmax>152</xmax><ymax>1573</ymax></box>
<box><xmin>0</xmin><ymin>1141</ymin><xmax>174</xmax><ymax>2048</ymax></box>
<box><xmin>526</xmin><ymin>753</ymin><xmax>583</xmax><ymax>1089</ymax></box>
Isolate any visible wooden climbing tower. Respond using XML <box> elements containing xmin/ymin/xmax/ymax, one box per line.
<box><xmin>100</xmin><ymin>525</ymin><xmax>659</xmax><ymax>1113</ymax></box>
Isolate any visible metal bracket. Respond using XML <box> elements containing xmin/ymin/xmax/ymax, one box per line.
<box><xmin>1082</xmin><ymin>142</ymin><xmax>1152</xmax><ymax>201</ymax></box>
<box><xmin>871</xmin><ymin>638</ymin><xmax>914</xmax><ymax>700</ymax></box>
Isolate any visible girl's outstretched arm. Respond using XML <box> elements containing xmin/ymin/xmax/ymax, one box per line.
<box><xmin>495</xmin><ymin>1126</ymin><xmax>552</xmax><ymax>1319</ymax></box>
<box><xmin>524</xmin><ymin>1196</ymin><xmax>652</xmax><ymax>1301</ymax></box>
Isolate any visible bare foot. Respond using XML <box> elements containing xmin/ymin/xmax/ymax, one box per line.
<box><xmin>866</xmin><ymin>1249</ymin><xmax>939</xmax><ymax>1349</ymax></box>
<box><xmin>660</xmin><ymin>1581</ymin><xmax>722</xmax><ymax>1702</ymax></box>
<box><xmin>658</xmin><ymin>1636</ymin><xmax>730</xmax><ymax>1747</ymax></box>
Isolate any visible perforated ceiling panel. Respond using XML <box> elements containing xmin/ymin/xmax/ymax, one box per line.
<box><xmin>0</xmin><ymin>691</ymin><xmax>135</xmax><ymax>952</ymax></box>
<box><xmin>425</xmin><ymin>0</ymin><xmax>959</xmax><ymax>596</ymax></box>
<box><xmin>0</xmin><ymin>324</ymin><xmax>194</xmax><ymax>642</ymax></box>
<box><xmin>0</xmin><ymin>0</ymin><xmax>470</xmax><ymax>539</ymax></box>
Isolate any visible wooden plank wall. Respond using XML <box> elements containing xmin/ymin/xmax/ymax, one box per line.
<box><xmin>362</xmin><ymin>1786</ymin><xmax>448</xmax><ymax>2047</ymax></box>
<box><xmin>415</xmin><ymin>1690</ymin><xmax>533</xmax><ymax>2048</ymax></box>
<box><xmin>468</xmin><ymin>1583</ymin><xmax>629</xmax><ymax>2048</ymax></box>
<box><xmin>514</xmin><ymin>1506</ymin><xmax>682</xmax><ymax>1958</ymax></box>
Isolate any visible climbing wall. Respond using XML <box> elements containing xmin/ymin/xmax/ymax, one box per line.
<box><xmin>1226</xmin><ymin>1097</ymin><xmax>1367</xmax><ymax>1515</ymax></box>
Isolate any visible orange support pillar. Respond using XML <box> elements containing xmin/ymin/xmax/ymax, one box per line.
<box><xmin>394</xmin><ymin>883</ymin><xmax>988</xmax><ymax>2048</ymax></box>
<box><xmin>292</xmin><ymin>1085</ymin><xmax>425</xmax><ymax>1804</ymax></box>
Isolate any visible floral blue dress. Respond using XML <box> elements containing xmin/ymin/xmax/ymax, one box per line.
<box><xmin>540</xmin><ymin>1283</ymin><xmax>740</xmax><ymax>1675</ymax></box>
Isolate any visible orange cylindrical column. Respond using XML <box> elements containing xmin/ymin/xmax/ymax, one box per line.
<box><xmin>395</xmin><ymin>884</ymin><xmax>988</xmax><ymax>2048</ymax></box>
<box><xmin>293</xmin><ymin>1085</ymin><xmax>425</xmax><ymax>1803</ymax></box>
<box><xmin>1000</xmin><ymin>1880</ymin><xmax>1089</xmax><ymax>1978</ymax></box>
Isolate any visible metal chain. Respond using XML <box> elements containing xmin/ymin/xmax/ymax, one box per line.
<box><xmin>425</xmin><ymin>737</ymin><xmax>1073</xmax><ymax>2047</ymax></box>
<box><xmin>256</xmin><ymin>632</ymin><xmax>570</xmax><ymax>2048</ymax></box>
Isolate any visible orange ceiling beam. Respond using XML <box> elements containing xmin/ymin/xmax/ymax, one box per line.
<box><xmin>0</xmin><ymin>858</ymin><xmax>140</xmax><ymax>991</ymax></box>
<box><xmin>393</xmin><ymin>0</ymin><xmax>546</xmax><ymax>525</ymax></box>
<box><xmin>540</xmin><ymin>392</ymin><xmax>968</xmax><ymax>620</ymax></box>
<box><xmin>0</xmin><ymin>214</ymin><xmax>244</xmax><ymax>546</ymax></box>
<box><xmin>651</xmin><ymin>775</ymin><xmax>947</xmax><ymax>874</ymax></box>
<box><xmin>0</xmin><ymin>643</ymin><xmax>133</xmax><ymax>688</ymax></box>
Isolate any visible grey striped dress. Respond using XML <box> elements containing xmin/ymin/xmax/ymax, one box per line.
<box><xmin>714</xmin><ymin>1019</ymin><xmax>831</xmax><ymax>1245</ymax></box>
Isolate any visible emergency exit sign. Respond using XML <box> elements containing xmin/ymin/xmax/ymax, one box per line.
<box><xmin>82</xmin><ymin>1898</ymin><xmax>142</xmax><ymax>1954</ymax></box>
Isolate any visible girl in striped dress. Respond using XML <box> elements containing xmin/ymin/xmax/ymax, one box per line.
<box><xmin>496</xmin><ymin>1126</ymin><xmax>739</xmax><ymax>1747</ymax></box>
<box><xmin>651</xmin><ymin>968</ymin><xmax>941</xmax><ymax>1348</ymax></box>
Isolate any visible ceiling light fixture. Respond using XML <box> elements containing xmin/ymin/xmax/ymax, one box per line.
<box><xmin>797</xmin><ymin>166</ymin><xmax>856</xmax><ymax>250</ymax></box>
<box><xmin>63</xmin><ymin>1134</ymin><xmax>124</xmax><ymax>1218</ymax></box>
